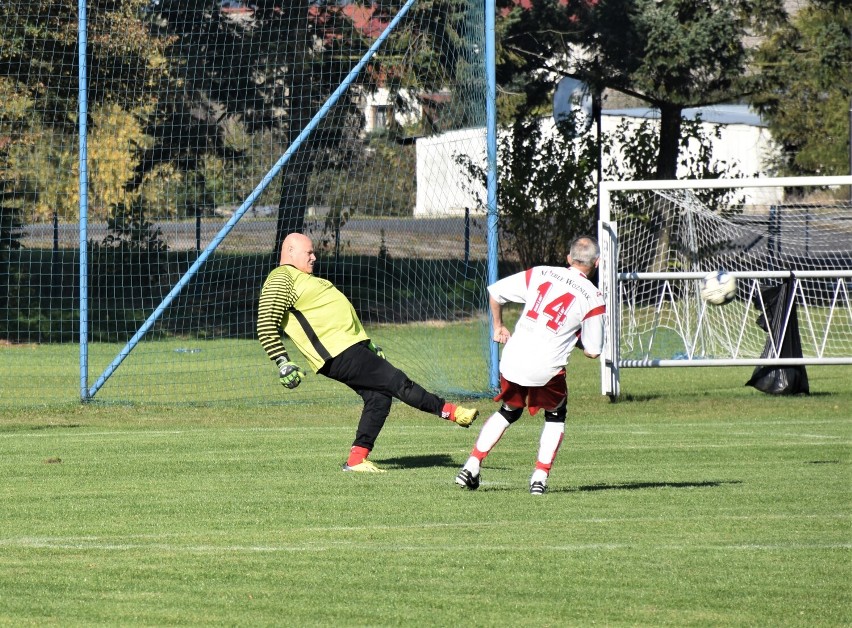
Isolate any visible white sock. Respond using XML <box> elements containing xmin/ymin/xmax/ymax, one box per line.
<box><xmin>464</xmin><ymin>412</ymin><xmax>511</xmax><ymax>475</ymax></box>
<box><xmin>463</xmin><ymin>456</ymin><xmax>481</xmax><ymax>475</ymax></box>
<box><xmin>537</xmin><ymin>421</ymin><xmax>565</xmax><ymax>464</ymax></box>
<box><xmin>533</xmin><ymin>421</ymin><xmax>565</xmax><ymax>482</ymax></box>
<box><xmin>530</xmin><ymin>468</ymin><xmax>549</xmax><ymax>484</ymax></box>
<box><xmin>476</xmin><ymin>412</ymin><xmax>511</xmax><ymax>452</ymax></box>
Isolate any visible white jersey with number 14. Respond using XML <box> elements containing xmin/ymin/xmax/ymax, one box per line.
<box><xmin>488</xmin><ymin>265</ymin><xmax>606</xmax><ymax>387</ymax></box>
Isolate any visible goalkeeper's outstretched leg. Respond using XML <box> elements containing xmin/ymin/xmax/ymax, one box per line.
<box><xmin>325</xmin><ymin>343</ymin><xmax>479</xmax><ymax>470</ymax></box>
<box><xmin>257</xmin><ymin>233</ymin><xmax>479</xmax><ymax>474</ymax></box>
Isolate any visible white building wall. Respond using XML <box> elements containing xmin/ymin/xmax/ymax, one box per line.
<box><xmin>414</xmin><ymin>108</ymin><xmax>779</xmax><ymax>216</ymax></box>
<box><xmin>415</xmin><ymin>127</ymin><xmax>487</xmax><ymax>216</ymax></box>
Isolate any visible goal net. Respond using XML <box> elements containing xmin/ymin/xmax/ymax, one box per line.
<box><xmin>0</xmin><ymin>1</ymin><xmax>492</xmax><ymax>406</ymax></box>
<box><xmin>598</xmin><ymin>176</ymin><xmax>852</xmax><ymax>398</ymax></box>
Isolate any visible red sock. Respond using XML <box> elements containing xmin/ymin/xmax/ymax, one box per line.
<box><xmin>441</xmin><ymin>402</ymin><xmax>456</xmax><ymax>421</ymax></box>
<box><xmin>347</xmin><ymin>446</ymin><xmax>370</xmax><ymax>466</ymax></box>
<box><xmin>472</xmin><ymin>446</ymin><xmax>488</xmax><ymax>462</ymax></box>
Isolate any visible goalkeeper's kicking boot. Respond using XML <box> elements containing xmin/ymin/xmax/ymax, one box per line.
<box><xmin>455</xmin><ymin>468</ymin><xmax>480</xmax><ymax>491</ymax></box>
<box><xmin>443</xmin><ymin>404</ymin><xmax>479</xmax><ymax>428</ymax></box>
<box><xmin>342</xmin><ymin>459</ymin><xmax>387</xmax><ymax>473</ymax></box>
<box><xmin>529</xmin><ymin>480</ymin><xmax>547</xmax><ymax>496</ymax></box>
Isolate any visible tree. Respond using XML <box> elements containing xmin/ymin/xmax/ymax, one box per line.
<box><xmin>456</xmin><ymin>112</ymin><xmax>599</xmax><ymax>267</ymax></box>
<box><xmin>456</xmin><ymin>110</ymin><xmax>743</xmax><ymax>268</ymax></box>
<box><xmin>497</xmin><ymin>0</ymin><xmax>787</xmax><ymax>179</ymax></box>
<box><xmin>0</xmin><ymin>81</ymin><xmax>31</xmax><ymax>310</ymax></box>
<box><xmin>0</xmin><ymin>187</ymin><xmax>24</xmax><ymax>309</ymax></box>
<box><xmin>383</xmin><ymin>0</ymin><xmax>486</xmax><ymax>131</ymax></box>
<box><xmin>496</xmin><ymin>117</ymin><xmax>599</xmax><ymax>266</ymax></box>
<box><xmin>0</xmin><ymin>0</ymin><xmax>174</xmax><ymax>219</ymax></box>
<box><xmin>0</xmin><ymin>0</ymin><xmax>172</xmax><ymax>133</ymax></box>
<box><xmin>750</xmin><ymin>0</ymin><xmax>852</xmax><ymax>176</ymax></box>
<box><xmin>142</xmin><ymin>1</ymin><xmax>374</xmax><ymax>253</ymax></box>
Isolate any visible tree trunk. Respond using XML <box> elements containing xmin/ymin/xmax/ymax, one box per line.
<box><xmin>656</xmin><ymin>103</ymin><xmax>682</xmax><ymax>180</ymax></box>
<box><xmin>649</xmin><ymin>104</ymin><xmax>683</xmax><ymax>271</ymax></box>
<box><xmin>273</xmin><ymin>71</ymin><xmax>315</xmax><ymax>256</ymax></box>
<box><xmin>274</xmin><ymin>164</ymin><xmax>311</xmax><ymax>257</ymax></box>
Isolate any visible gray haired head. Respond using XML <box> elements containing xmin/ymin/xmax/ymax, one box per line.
<box><xmin>569</xmin><ymin>236</ymin><xmax>600</xmax><ymax>267</ymax></box>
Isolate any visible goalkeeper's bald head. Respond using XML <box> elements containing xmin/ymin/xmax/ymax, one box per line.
<box><xmin>280</xmin><ymin>233</ymin><xmax>316</xmax><ymax>274</ymax></box>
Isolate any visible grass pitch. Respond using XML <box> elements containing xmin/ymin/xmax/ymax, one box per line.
<box><xmin>0</xmin><ymin>358</ymin><xmax>849</xmax><ymax>626</ymax></box>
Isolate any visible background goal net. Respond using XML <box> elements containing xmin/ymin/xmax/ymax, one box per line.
<box><xmin>598</xmin><ymin>176</ymin><xmax>852</xmax><ymax>398</ymax></box>
<box><xmin>0</xmin><ymin>0</ymin><xmax>493</xmax><ymax>407</ymax></box>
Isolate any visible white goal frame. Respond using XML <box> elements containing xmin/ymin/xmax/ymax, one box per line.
<box><xmin>598</xmin><ymin>175</ymin><xmax>852</xmax><ymax>398</ymax></box>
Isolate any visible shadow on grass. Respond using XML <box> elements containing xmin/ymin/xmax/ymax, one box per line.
<box><xmin>377</xmin><ymin>454</ymin><xmax>458</xmax><ymax>469</ymax></box>
<box><xmin>617</xmin><ymin>391</ymin><xmax>835</xmax><ymax>403</ymax></box>
<box><xmin>29</xmin><ymin>423</ymin><xmax>84</xmax><ymax>430</ymax></box>
<box><xmin>562</xmin><ymin>479</ymin><xmax>742</xmax><ymax>493</ymax></box>
<box><xmin>467</xmin><ymin>479</ymin><xmax>741</xmax><ymax>493</ymax></box>
<box><xmin>0</xmin><ymin>423</ymin><xmax>84</xmax><ymax>434</ymax></box>
<box><xmin>616</xmin><ymin>394</ymin><xmax>662</xmax><ymax>402</ymax></box>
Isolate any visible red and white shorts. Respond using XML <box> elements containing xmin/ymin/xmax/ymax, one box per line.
<box><xmin>494</xmin><ymin>370</ymin><xmax>567</xmax><ymax>416</ymax></box>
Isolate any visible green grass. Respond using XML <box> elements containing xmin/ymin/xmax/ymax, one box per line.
<box><xmin>0</xmin><ymin>357</ymin><xmax>849</xmax><ymax>626</ymax></box>
<box><xmin>0</xmin><ymin>322</ymin><xmax>493</xmax><ymax>406</ymax></box>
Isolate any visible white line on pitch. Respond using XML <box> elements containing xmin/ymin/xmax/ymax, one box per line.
<box><xmin>0</xmin><ymin>538</ymin><xmax>849</xmax><ymax>554</ymax></box>
<box><xmin>2</xmin><ymin>513</ymin><xmax>847</xmax><ymax>545</ymax></box>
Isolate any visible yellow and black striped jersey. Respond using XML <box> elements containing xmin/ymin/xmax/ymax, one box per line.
<box><xmin>257</xmin><ymin>265</ymin><xmax>368</xmax><ymax>372</ymax></box>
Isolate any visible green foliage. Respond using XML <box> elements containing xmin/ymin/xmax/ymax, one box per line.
<box><xmin>142</xmin><ymin>1</ymin><xmax>373</xmax><ymax>242</ymax></box>
<box><xmin>0</xmin><ymin>196</ymin><xmax>24</xmax><ymax>264</ymax></box>
<box><xmin>457</xmin><ymin>113</ymin><xmax>598</xmax><ymax>267</ymax></box>
<box><xmin>499</xmin><ymin>118</ymin><xmax>598</xmax><ymax>266</ymax></box>
<box><xmin>1</xmin><ymin>0</ymin><xmax>484</xmax><ymax>247</ymax></box>
<box><xmin>626</xmin><ymin>0</ymin><xmax>748</xmax><ymax>104</ymax></box>
<box><xmin>0</xmin><ymin>0</ymin><xmax>179</xmax><ymax>229</ymax></box>
<box><xmin>379</xmin><ymin>0</ymin><xmax>485</xmax><ymax>131</ymax></box>
<box><xmin>0</xmin><ymin>0</ymin><xmax>171</xmax><ymax>134</ymax></box>
<box><xmin>495</xmin><ymin>0</ymin><xmax>785</xmax><ymax>178</ymax></box>
<box><xmin>0</xmin><ymin>78</ymin><xmax>36</xmax><ymax>314</ymax></box>
<box><xmin>491</xmin><ymin>0</ymin><xmax>569</xmax><ymax>121</ymax></box>
<box><xmin>5</xmin><ymin>125</ymin><xmax>78</xmax><ymax>221</ymax></box>
<box><xmin>750</xmin><ymin>1</ymin><xmax>852</xmax><ymax>175</ymax></box>
<box><xmin>603</xmin><ymin>116</ymin><xmax>745</xmax><ymax>209</ymax></box>
<box><xmin>309</xmin><ymin>131</ymin><xmax>417</xmax><ymax>219</ymax></box>
<box><xmin>99</xmin><ymin>199</ymin><xmax>169</xmax><ymax>253</ymax></box>
<box><xmin>3</xmin><ymin>248</ymin><xmax>486</xmax><ymax>344</ymax></box>
<box><xmin>85</xmin><ymin>200</ymin><xmax>171</xmax><ymax>339</ymax></box>
<box><xmin>0</xmin><ymin>166</ymin><xmax>27</xmax><ymax>283</ymax></box>
<box><xmin>583</xmin><ymin>0</ymin><xmax>769</xmax><ymax>178</ymax></box>
<box><xmin>314</xmin><ymin>206</ymin><xmax>351</xmax><ymax>258</ymax></box>
<box><xmin>0</xmin><ymin>248</ymin><xmax>81</xmax><ymax>343</ymax></box>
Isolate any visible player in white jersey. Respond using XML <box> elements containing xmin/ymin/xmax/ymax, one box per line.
<box><xmin>455</xmin><ymin>236</ymin><xmax>606</xmax><ymax>494</ymax></box>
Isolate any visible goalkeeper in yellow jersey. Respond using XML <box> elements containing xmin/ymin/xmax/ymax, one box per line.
<box><xmin>257</xmin><ymin>232</ymin><xmax>479</xmax><ymax>473</ymax></box>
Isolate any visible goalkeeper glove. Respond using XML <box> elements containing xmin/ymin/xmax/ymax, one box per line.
<box><xmin>368</xmin><ymin>340</ymin><xmax>385</xmax><ymax>360</ymax></box>
<box><xmin>277</xmin><ymin>358</ymin><xmax>305</xmax><ymax>390</ymax></box>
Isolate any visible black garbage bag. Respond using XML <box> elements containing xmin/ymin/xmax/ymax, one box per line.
<box><xmin>746</xmin><ymin>276</ymin><xmax>809</xmax><ymax>395</ymax></box>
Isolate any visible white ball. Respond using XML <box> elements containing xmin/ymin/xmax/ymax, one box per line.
<box><xmin>700</xmin><ymin>269</ymin><xmax>737</xmax><ymax>305</ymax></box>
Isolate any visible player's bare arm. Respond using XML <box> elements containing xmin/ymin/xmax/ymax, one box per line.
<box><xmin>489</xmin><ymin>296</ymin><xmax>511</xmax><ymax>344</ymax></box>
